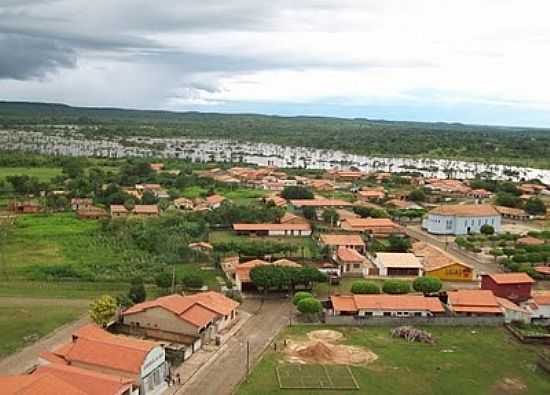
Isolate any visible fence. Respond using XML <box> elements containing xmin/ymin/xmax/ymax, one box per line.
<box><xmin>324</xmin><ymin>315</ymin><xmax>504</xmax><ymax>326</ymax></box>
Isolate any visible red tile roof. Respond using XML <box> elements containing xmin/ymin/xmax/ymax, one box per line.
<box><xmin>290</xmin><ymin>199</ymin><xmax>352</xmax><ymax>207</ymax></box>
<box><xmin>133</xmin><ymin>205</ymin><xmax>159</xmax><ymax>215</ymax></box>
<box><xmin>430</xmin><ymin>204</ymin><xmax>499</xmax><ymax>217</ymax></box>
<box><xmin>447</xmin><ymin>290</ymin><xmax>503</xmax><ymax>314</ymax></box>
<box><xmin>233</xmin><ymin>223</ymin><xmax>311</xmax><ymax>231</ymax></box>
<box><xmin>486</xmin><ymin>273</ymin><xmax>535</xmax><ymax>285</ymax></box>
<box><xmin>320</xmin><ymin>234</ymin><xmax>365</xmax><ymax>247</ymax></box>
<box><xmin>206</xmin><ymin>195</ymin><xmax>225</xmax><ymax>205</ymax></box>
<box><xmin>337</xmin><ymin>246</ymin><xmax>365</xmax><ymax>263</ymax></box>
<box><xmin>0</xmin><ymin>373</ymin><xmax>87</xmax><ymax>395</ymax></box>
<box><xmin>331</xmin><ymin>295</ymin><xmax>444</xmax><ymax>313</ymax></box>
<box><xmin>535</xmin><ymin>266</ymin><xmax>550</xmax><ymax>275</ymax></box>
<box><xmin>110</xmin><ymin>205</ymin><xmax>128</xmax><ymax>213</ymax></box>
<box><xmin>532</xmin><ymin>292</ymin><xmax>550</xmax><ymax>305</ymax></box>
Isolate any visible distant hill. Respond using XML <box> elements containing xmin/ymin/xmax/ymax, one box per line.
<box><xmin>1</xmin><ymin>101</ymin><xmax>549</xmax><ymax>168</ymax></box>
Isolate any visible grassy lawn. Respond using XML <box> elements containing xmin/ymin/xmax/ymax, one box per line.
<box><xmin>181</xmin><ymin>185</ymin><xmax>267</xmax><ymax>206</ymax></box>
<box><xmin>209</xmin><ymin>231</ymin><xmax>321</xmax><ymax>258</ymax></box>
<box><xmin>238</xmin><ymin>325</ymin><xmax>550</xmax><ymax>395</ymax></box>
<box><xmin>0</xmin><ymin>304</ymin><xmax>86</xmax><ymax>358</ymax></box>
<box><xmin>0</xmin><ymin>167</ymin><xmax>62</xmax><ymax>182</ymax></box>
<box><xmin>0</xmin><ymin>280</ymin><xmax>130</xmax><ymax>299</ymax></box>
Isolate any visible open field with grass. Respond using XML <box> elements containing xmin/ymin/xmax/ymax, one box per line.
<box><xmin>0</xmin><ymin>167</ymin><xmax>62</xmax><ymax>182</ymax></box>
<box><xmin>0</xmin><ymin>303</ymin><xmax>86</xmax><ymax>358</ymax></box>
<box><xmin>209</xmin><ymin>230</ymin><xmax>321</xmax><ymax>258</ymax></box>
<box><xmin>238</xmin><ymin>325</ymin><xmax>550</xmax><ymax>395</ymax></box>
<box><xmin>181</xmin><ymin>185</ymin><xmax>267</xmax><ymax>206</ymax></box>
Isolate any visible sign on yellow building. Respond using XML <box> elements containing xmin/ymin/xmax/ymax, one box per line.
<box><xmin>423</xmin><ymin>256</ymin><xmax>474</xmax><ymax>281</ymax></box>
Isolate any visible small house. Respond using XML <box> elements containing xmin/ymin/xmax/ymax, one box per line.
<box><xmin>206</xmin><ymin>194</ymin><xmax>225</xmax><ymax>209</ymax></box>
<box><xmin>340</xmin><ymin>217</ymin><xmax>402</xmax><ymax>237</ymax></box>
<box><xmin>110</xmin><ymin>205</ymin><xmax>129</xmax><ymax>218</ymax></box>
<box><xmin>71</xmin><ymin>198</ymin><xmax>93</xmax><ymax>211</ymax></box>
<box><xmin>335</xmin><ymin>246</ymin><xmax>366</xmax><ymax>276</ymax></box>
<box><xmin>133</xmin><ymin>205</ymin><xmax>159</xmax><ymax>217</ymax></box>
<box><xmin>481</xmin><ymin>273</ymin><xmax>535</xmax><ymax>303</ymax></box>
<box><xmin>319</xmin><ymin>234</ymin><xmax>366</xmax><ymax>253</ymax></box>
<box><xmin>330</xmin><ymin>294</ymin><xmax>445</xmax><ymax>317</ymax></box>
<box><xmin>372</xmin><ymin>252</ymin><xmax>423</xmax><ymax>277</ymax></box>
<box><xmin>447</xmin><ymin>290</ymin><xmax>504</xmax><ymax>317</ymax></box>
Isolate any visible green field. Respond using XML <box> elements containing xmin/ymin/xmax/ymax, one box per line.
<box><xmin>0</xmin><ymin>304</ymin><xmax>86</xmax><ymax>358</ymax></box>
<box><xmin>0</xmin><ymin>167</ymin><xmax>62</xmax><ymax>182</ymax></box>
<box><xmin>238</xmin><ymin>326</ymin><xmax>550</xmax><ymax>395</ymax></box>
<box><xmin>181</xmin><ymin>185</ymin><xmax>267</xmax><ymax>206</ymax></box>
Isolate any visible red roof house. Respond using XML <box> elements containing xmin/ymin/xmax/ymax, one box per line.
<box><xmin>481</xmin><ymin>273</ymin><xmax>535</xmax><ymax>303</ymax></box>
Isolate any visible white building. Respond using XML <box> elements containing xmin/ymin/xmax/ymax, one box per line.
<box><xmin>422</xmin><ymin>204</ymin><xmax>501</xmax><ymax>235</ymax></box>
<box><xmin>524</xmin><ymin>292</ymin><xmax>550</xmax><ymax>323</ymax></box>
<box><xmin>330</xmin><ymin>294</ymin><xmax>445</xmax><ymax>317</ymax></box>
<box><xmin>372</xmin><ymin>252</ymin><xmax>424</xmax><ymax>277</ymax></box>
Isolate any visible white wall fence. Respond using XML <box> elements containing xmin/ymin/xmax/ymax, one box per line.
<box><xmin>324</xmin><ymin>315</ymin><xmax>504</xmax><ymax>326</ymax></box>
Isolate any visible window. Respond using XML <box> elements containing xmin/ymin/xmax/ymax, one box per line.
<box><xmin>383</xmin><ymin>312</ymin><xmax>391</xmax><ymax>316</ymax></box>
<box><xmin>353</xmin><ymin>263</ymin><xmax>360</xmax><ymax>269</ymax></box>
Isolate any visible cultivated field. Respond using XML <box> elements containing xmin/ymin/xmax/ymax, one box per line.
<box><xmin>238</xmin><ymin>325</ymin><xmax>550</xmax><ymax>395</ymax></box>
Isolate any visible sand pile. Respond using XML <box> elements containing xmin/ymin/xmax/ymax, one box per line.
<box><xmin>285</xmin><ymin>330</ymin><xmax>378</xmax><ymax>366</ymax></box>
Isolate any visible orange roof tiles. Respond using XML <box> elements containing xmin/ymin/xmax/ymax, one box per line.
<box><xmin>331</xmin><ymin>295</ymin><xmax>444</xmax><ymax>313</ymax></box>
<box><xmin>447</xmin><ymin>290</ymin><xmax>503</xmax><ymax>314</ymax></box>
<box><xmin>133</xmin><ymin>205</ymin><xmax>159</xmax><ymax>214</ymax></box>
<box><xmin>532</xmin><ymin>292</ymin><xmax>550</xmax><ymax>305</ymax></box>
<box><xmin>233</xmin><ymin>223</ymin><xmax>311</xmax><ymax>231</ymax></box>
<box><xmin>206</xmin><ymin>195</ymin><xmax>225</xmax><ymax>205</ymax></box>
<box><xmin>486</xmin><ymin>273</ymin><xmax>535</xmax><ymax>285</ymax></box>
<box><xmin>0</xmin><ymin>373</ymin><xmax>87</xmax><ymax>395</ymax></box>
<box><xmin>337</xmin><ymin>246</ymin><xmax>365</xmax><ymax>263</ymax></box>
<box><xmin>320</xmin><ymin>234</ymin><xmax>365</xmax><ymax>247</ymax></box>
<box><xmin>535</xmin><ymin>266</ymin><xmax>550</xmax><ymax>275</ymax></box>
<box><xmin>290</xmin><ymin>199</ymin><xmax>352</xmax><ymax>207</ymax></box>
<box><xmin>430</xmin><ymin>204</ymin><xmax>499</xmax><ymax>217</ymax></box>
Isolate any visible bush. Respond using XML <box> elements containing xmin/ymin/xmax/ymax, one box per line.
<box><xmin>351</xmin><ymin>281</ymin><xmax>381</xmax><ymax>294</ymax></box>
<box><xmin>154</xmin><ymin>271</ymin><xmax>172</xmax><ymax>289</ymax></box>
<box><xmin>382</xmin><ymin>280</ymin><xmax>410</xmax><ymax>294</ymax></box>
<box><xmin>128</xmin><ymin>277</ymin><xmax>146</xmax><ymax>303</ymax></box>
<box><xmin>296</xmin><ymin>297</ymin><xmax>322</xmax><ymax>314</ymax></box>
<box><xmin>89</xmin><ymin>295</ymin><xmax>117</xmax><ymax>326</ymax></box>
<box><xmin>182</xmin><ymin>273</ymin><xmax>205</xmax><ymax>289</ymax></box>
<box><xmin>480</xmin><ymin>224</ymin><xmax>495</xmax><ymax>235</ymax></box>
<box><xmin>293</xmin><ymin>291</ymin><xmax>313</xmax><ymax>306</ymax></box>
<box><xmin>412</xmin><ymin>276</ymin><xmax>442</xmax><ymax>294</ymax></box>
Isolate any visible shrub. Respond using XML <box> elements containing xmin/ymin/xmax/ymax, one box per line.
<box><xmin>89</xmin><ymin>295</ymin><xmax>117</xmax><ymax>326</ymax></box>
<box><xmin>293</xmin><ymin>291</ymin><xmax>313</xmax><ymax>306</ymax></box>
<box><xmin>351</xmin><ymin>281</ymin><xmax>381</xmax><ymax>294</ymax></box>
<box><xmin>296</xmin><ymin>297</ymin><xmax>322</xmax><ymax>314</ymax></box>
<box><xmin>128</xmin><ymin>277</ymin><xmax>146</xmax><ymax>303</ymax></box>
<box><xmin>182</xmin><ymin>273</ymin><xmax>205</xmax><ymax>289</ymax></box>
<box><xmin>480</xmin><ymin>224</ymin><xmax>495</xmax><ymax>235</ymax></box>
<box><xmin>412</xmin><ymin>276</ymin><xmax>442</xmax><ymax>294</ymax></box>
<box><xmin>382</xmin><ymin>280</ymin><xmax>410</xmax><ymax>294</ymax></box>
<box><xmin>154</xmin><ymin>271</ymin><xmax>172</xmax><ymax>289</ymax></box>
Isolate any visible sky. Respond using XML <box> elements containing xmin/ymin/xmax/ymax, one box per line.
<box><xmin>1</xmin><ymin>0</ymin><xmax>550</xmax><ymax>127</ymax></box>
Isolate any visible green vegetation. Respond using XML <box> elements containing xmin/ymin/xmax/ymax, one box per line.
<box><xmin>351</xmin><ymin>280</ymin><xmax>381</xmax><ymax>294</ymax></box>
<box><xmin>382</xmin><ymin>279</ymin><xmax>411</xmax><ymax>294</ymax></box>
<box><xmin>0</xmin><ymin>167</ymin><xmax>62</xmax><ymax>182</ymax></box>
<box><xmin>412</xmin><ymin>276</ymin><xmax>442</xmax><ymax>294</ymax></box>
<box><xmin>292</xmin><ymin>291</ymin><xmax>313</xmax><ymax>306</ymax></box>
<box><xmin>0</xmin><ymin>303</ymin><xmax>86</xmax><ymax>358</ymax></box>
<box><xmin>238</xmin><ymin>326</ymin><xmax>550</xmax><ymax>395</ymax></box>
<box><xmin>89</xmin><ymin>295</ymin><xmax>117</xmax><ymax>326</ymax></box>
<box><xmin>296</xmin><ymin>297</ymin><xmax>322</xmax><ymax>314</ymax></box>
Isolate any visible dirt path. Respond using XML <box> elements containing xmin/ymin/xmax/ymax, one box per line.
<box><xmin>0</xmin><ymin>297</ymin><xmax>90</xmax><ymax>375</ymax></box>
<box><xmin>177</xmin><ymin>298</ymin><xmax>291</xmax><ymax>395</ymax></box>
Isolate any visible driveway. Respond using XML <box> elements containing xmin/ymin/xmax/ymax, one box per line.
<box><xmin>177</xmin><ymin>298</ymin><xmax>291</xmax><ymax>395</ymax></box>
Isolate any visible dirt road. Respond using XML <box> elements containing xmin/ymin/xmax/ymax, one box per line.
<box><xmin>178</xmin><ymin>298</ymin><xmax>291</xmax><ymax>395</ymax></box>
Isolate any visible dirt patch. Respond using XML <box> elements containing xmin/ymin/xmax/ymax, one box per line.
<box><xmin>491</xmin><ymin>377</ymin><xmax>527</xmax><ymax>395</ymax></box>
<box><xmin>284</xmin><ymin>339</ymin><xmax>377</xmax><ymax>366</ymax></box>
<box><xmin>307</xmin><ymin>330</ymin><xmax>344</xmax><ymax>343</ymax></box>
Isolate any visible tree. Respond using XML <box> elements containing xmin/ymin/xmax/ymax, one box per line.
<box><xmin>408</xmin><ymin>189</ymin><xmax>426</xmax><ymax>202</ymax></box>
<box><xmin>302</xmin><ymin>206</ymin><xmax>317</xmax><ymax>220</ymax></box>
<box><xmin>115</xmin><ymin>293</ymin><xmax>134</xmax><ymax>309</ymax></box>
<box><xmin>128</xmin><ymin>277</ymin><xmax>146</xmax><ymax>303</ymax></box>
<box><xmin>412</xmin><ymin>276</ymin><xmax>442</xmax><ymax>294</ymax></box>
<box><xmin>525</xmin><ymin>197</ymin><xmax>546</xmax><ymax>216</ymax></box>
<box><xmin>495</xmin><ymin>192</ymin><xmax>521</xmax><ymax>208</ymax></box>
<box><xmin>155</xmin><ymin>271</ymin><xmax>172</xmax><ymax>289</ymax></box>
<box><xmin>296</xmin><ymin>297</ymin><xmax>322</xmax><ymax>314</ymax></box>
<box><xmin>382</xmin><ymin>280</ymin><xmax>410</xmax><ymax>294</ymax></box>
<box><xmin>480</xmin><ymin>224</ymin><xmax>495</xmax><ymax>235</ymax></box>
<box><xmin>281</xmin><ymin>186</ymin><xmax>314</xmax><ymax>200</ymax></box>
<box><xmin>293</xmin><ymin>291</ymin><xmax>313</xmax><ymax>306</ymax></box>
<box><xmin>141</xmin><ymin>190</ymin><xmax>159</xmax><ymax>205</ymax></box>
<box><xmin>250</xmin><ymin>265</ymin><xmax>288</xmax><ymax>294</ymax></box>
<box><xmin>387</xmin><ymin>234</ymin><xmax>411</xmax><ymax>252</ymax></box>
<box><xmin>322</xmin><ymin>208</ymin><xmax>339</xmax><ymax>225</ymax></box>
<box><xmin>182</xmin><ymin>273</ymin><xmax>204</xmax><ymax>289</ymax></box>
<box><xmin>89</xmin><ymin>295</ymin><xmax>117</xmax><ymax>326</ymax></box>
<box><xmin>351</xmin><ymin>281</ymin><xmax>380</xmax><ymax>294</ymax></box>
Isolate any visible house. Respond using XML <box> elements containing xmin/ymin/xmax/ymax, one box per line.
<box><xmin>372</xmin><ymin>253</ymin><xmax>424</xmax><ymax>277</ymax></box>
<box><xmin>110</xmin><ymin>205</ymin><xmax>129</xmax><ymax>218</ymax></box>
<box><xmin>265</xmin><ymin>195</ymin><xmax>287</xmax><ymax>207</ymax></box>
<box><xmin>327</xmin><ymin>170</ymin><xmax>364</xmax><ymax>182</ymax></box>
<box><xmin>0</xmin><ymin>365</ymin><xmax>135</xmax><ymax>395</ymax></box>
<box><xmin>133</xmin><ymin>205</ymin><xmax>159</xmax><ymax>217</ymax></box>
<box><xmin>534</xmin><ymin>266</ymin><xmax>550</xmax><ymax>278</ymax></box>
<box><xmin>77</xmin><ymin>207</ymin><xmax>109</xmax><ymax>220</ymax></box>
<box><xmin>425</xmin><ymin>179</ymin><xmax>471</xmax><ymax>196</ymax></box>
<box><xmin>447</xmin><ymin>290</ymin><xmax>504</xmax><ymax>317</ymax></box>
<box><xmin>234</xmin><ymin>259</ymin><xmax>302</xmax><ymax>292</ymax></box>
<box><xmin>357</xmin><ymin>189</ymin><xmax>385</xmax><ymax>202</ymax></box>
<box><xmin>206</xmin><ymin>194</ymin><xmax>225</xmax><ymax>209</ymax></box>
<box><xmin>330</xmin><ymin>294</ymin><xmax>445</xmax><ymax>317</ymax></box>
<box><xmin>280</xmin><ymin>212</ymin><xmax>308</xmax><ymax>224</ymax></box>
<box><xmin>524</xmin><ymin>292</ymin><xmax>550</xmax><ymax>322</ymax></box>
<box><xmin>188</xmin><ymin>242</ymin><xmax>214</xmax><ymax>253</ymax></box>
<box><xmin>334</xmin><ymin>209</ymin><xmax>359</xmax><ymax>223</ymax></box>
<box><xmin>422</xmin><ymin>204</ymin><xmax>501</xmax><ymax>235</ymax></box>
<box><xmin>422</xmin><ymin>255</ymin><xmax>474</xmax><ymax>281</ymax></box>
<box><xmin>149</xmin><ymin>163</ymin><xmax>164</xmax><ymax>172</ymax></box>
<box><xmin>71</xmin><ymin>198</ymin><xmax>93</xmax><ymax>211</ymax></box>
<box><xmin>481</xmin><ymin>273</ymin><xmax>535</xmax><ymax>303</ymax></box>
<box><xmin>233</xmin><ymin>223</ymin><xmax>311</xmax><ymax>236</ymax></box>
<box><xmin>121</xmin><ymin>292</ymin><xmax>239</xmax><ymax>345</ymax></box>
<box><xmin>309</xmin><ymin>179</ymin><xmax>335</xmax><ymax>191</ymax></box>
<box><xmin>495</xmin><ymin>206</ymin><xmax>530</xmax><ymax>221</ymax></box>
<box><xmin>220</xmin><ymin>255</ymin><xmax>240</xmax><ymax>280</ymax></box>
<box><xmin>412</xmin><ymin>242</ymin><xmax>474</xmax><ymax>281</ymax></box>
<box><xmin>386</xmin><ymin>199</ymin><xmax>423</xmax><ymax>210</ymax></box>
<box><xmin>9</xmin><ymin>200</ymin><xmax>42</xmax><ymax>214</ymax></box>
<box><xmin>335</xmin><ymin>246</ymin><xmax>367</xmax><ymax>276</ymax></box>
<box><xmin>47</xmin><ymin>324</ymin><xmax>167</xmax><ymax>395</ymax></box>
<box><xmin>290</xmin><ymin>199</ymin><xmax>352</xmax><ymax>209</ymax></box>
<box><xmin>319</xmin><ymin>234</ymin><xmax>366</xmax><ymax>252</ymax></box>
<box><xmin>496</xmin><ymin>297</ymin><xmax>531</xmax><ymax>323</ymax></box>
<box><xmin>173</xmin><ymin>197</ymin><xmax>194</xmax><ymax>210</ymax></box>
<box><xmin>468</xmin><ymin>189</ymin><xmax>492</xmax><ymax>200</ymax></box>
<box><xmin>340</xmin><ymin>217</ymin><xmax>402</xmax><ymax>237</ymax></box>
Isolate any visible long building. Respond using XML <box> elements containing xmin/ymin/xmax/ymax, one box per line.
<box><xmin>422</xmin><ymin>204</ymin><xmax>501</xmax><ymax>235</ymax></box>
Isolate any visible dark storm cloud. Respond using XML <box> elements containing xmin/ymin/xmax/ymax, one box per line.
<box><xmin>0</xmin><ymin>33</ymin><xmax>76</xmax><ymax>80</ymax></box>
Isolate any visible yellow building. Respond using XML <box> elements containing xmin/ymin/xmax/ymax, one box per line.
<box><xmin>423</xmin><ymin>256</ymin><xmax>474</xmax><ymax>281</ymax></box>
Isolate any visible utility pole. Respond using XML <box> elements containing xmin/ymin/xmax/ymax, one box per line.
<box><xmin>171</xmin><ymin>265</ymin><xmax>176</xmax><ymax>294</ymax></box>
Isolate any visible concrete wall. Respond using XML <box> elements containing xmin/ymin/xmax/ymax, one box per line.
<box><xmin>325</xmin><ymin>315</ymin><xmax>504</xmax><ymax>326</ymax></box>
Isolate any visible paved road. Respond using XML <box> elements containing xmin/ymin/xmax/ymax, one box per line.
<box><xmin>404</xmin><ymin>226</ymin><xmax>502</xmax><ymax>274</ymax></box>
<box><xmin>0</xmin><ymin>315</ymin><xmax>90</xmax><ymax>374</ymax></box>
<box><xmin>178</xmin><ymin>298</ymin><xmax>291</xmax><ymax>395</ymax></box>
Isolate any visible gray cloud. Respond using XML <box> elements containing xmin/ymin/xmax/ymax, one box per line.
<box><xmin>0</xmin><ymin>33</ymin><xmax>76</xmax><ymax>80</ymax></box>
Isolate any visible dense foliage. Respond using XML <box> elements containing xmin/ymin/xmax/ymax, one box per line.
<box><xmin>351</xmin><ymin>281</ymin><xmax>381</xmax><ymax>294</ymax></box>
<box><xmin>382</xmin><ymin>280</ymin><xmax>411</xmax><ymax>294</ymax></box>
<box><xmin>412</xmin><ymin>276</ymin><xmax>442</xmax><ymax>294</ymax></box>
